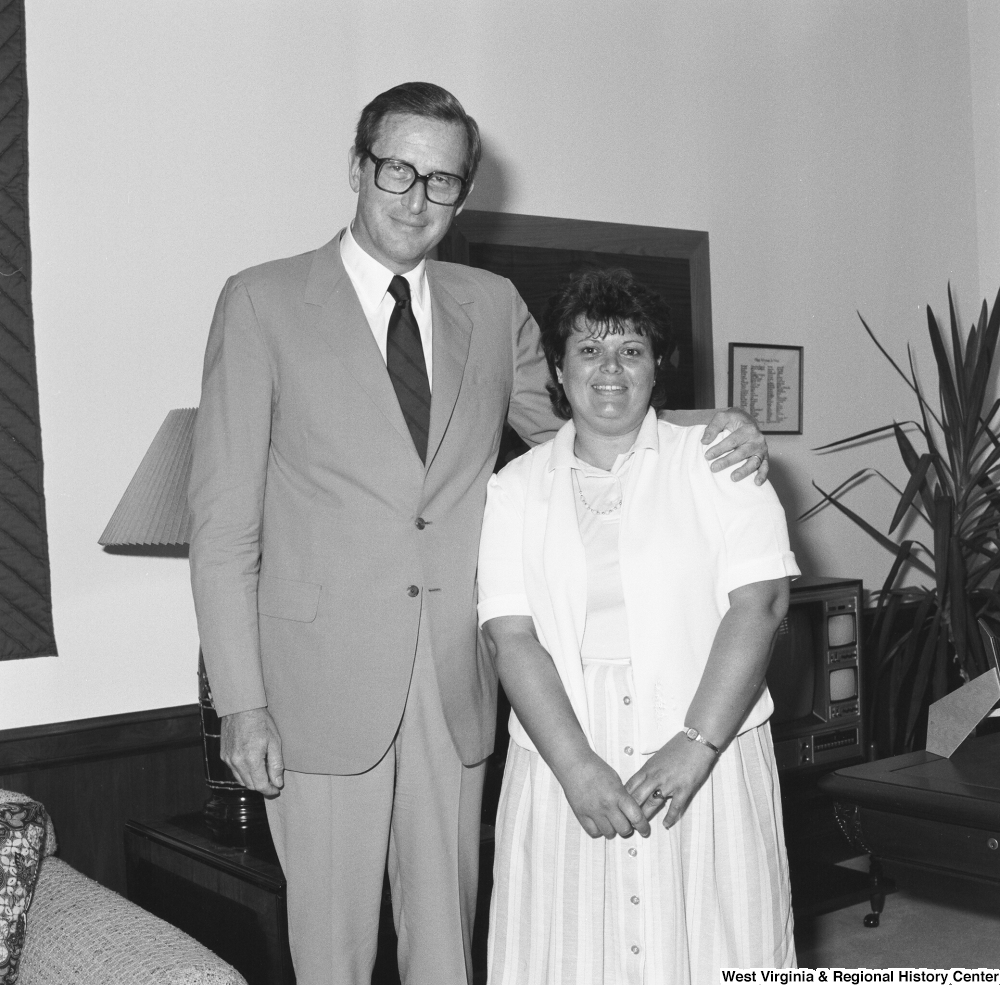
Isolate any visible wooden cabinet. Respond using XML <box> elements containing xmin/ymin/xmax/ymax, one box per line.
<box><xmin>821</xmin><ymin>732</ymin><xmax>1000</xmax><ymax>881</ymax></box>
<box><xmin>124</xmin><ymin>814</ymin><xmax>295</xmax><ymax>985</ymax></box>
<box><xmin>124</xmin><ymin>813</ymin><xmax>493</xmax><ymax>985</ymax></box>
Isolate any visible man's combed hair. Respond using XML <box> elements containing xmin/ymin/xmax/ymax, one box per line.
<box><xmin>355</xmin><ymin>82</ymin><xmax>482</xmax><ymax>200</ymax></box>
<box><xmin>540</xmin><ymin>267</ymin><xmax>674</xmax><ymax>419</ymax></box>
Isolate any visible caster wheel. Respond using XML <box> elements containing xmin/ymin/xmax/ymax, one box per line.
<box><xmin>864</xmin><ymin>913</ymin><xmax>880</xmax><ymax>928</ymax></box>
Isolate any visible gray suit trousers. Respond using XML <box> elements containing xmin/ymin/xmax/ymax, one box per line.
<box><xmin>265</xmin><ymin>602</ymin><xmax>487</xmax><ymax>985</ymax></box>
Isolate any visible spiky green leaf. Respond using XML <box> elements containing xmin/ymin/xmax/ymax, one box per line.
<box><xmin>808</xmin><ymin>481</ymin><xmax>936</xmax><ymax>578</ymax></box>
<box><xmin>812</xmin><ymin>422</ymin><xmax>909</xmax><ymax>453</ymax></box>
<box><xmin>947</xmin><ymin>285</ymin><xmax>967</xmax><ymax>413</ymax></box>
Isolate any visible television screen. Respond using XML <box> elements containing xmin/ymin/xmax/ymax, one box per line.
<box><xmin>767</xmin><ymin>580</ymin><xmax>864</xmax><ymax>772</ymax></box>
<box><xmin>829</xmin><ymin>666</ymin><xmax>857</xmax><ymax>702</ymax></box>
<box><xmin>828</xmin><ymin>613</ymin><xmax>856</xmax><ymax>648</ymax></box>
<box><xmin>767</xmin><ymin>607</ymin><xmax>816</xmax><ymax>723</ymax></box>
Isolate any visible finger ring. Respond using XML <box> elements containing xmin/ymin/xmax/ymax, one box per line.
<box><xmin>749</xmin><ymin>454</ymin><xmax>761</xmax><ymax>466</ymax></box>
<box><xmin>651</xmin><ymin>788</ymin><xmax>663</xmax><ymax>800</ymax></box>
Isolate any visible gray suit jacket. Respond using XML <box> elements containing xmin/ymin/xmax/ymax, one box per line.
<box><xmin>189</xmin><ymin>233</ymin><xmax>559</xmax><ymax>773</ymax></box>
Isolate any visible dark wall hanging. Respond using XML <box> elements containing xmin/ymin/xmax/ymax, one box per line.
<box><xmin>0</xmin><ymin>0</ymin><xmax>57</xmax><ymax>660</ymax></box>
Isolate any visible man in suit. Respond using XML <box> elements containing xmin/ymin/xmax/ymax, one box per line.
<box><xmin>189</xmin><ymin>82</ymin><xmax>769</xmax><ymax>985</ymax></box>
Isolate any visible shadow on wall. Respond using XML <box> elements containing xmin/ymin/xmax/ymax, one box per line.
<box><xmin>464</xmin><ymin>135</ymin><xmax>514</xmax><ymax>213</ymax></box>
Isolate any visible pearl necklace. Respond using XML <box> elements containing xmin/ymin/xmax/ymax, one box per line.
<box><xmin>575</xmin><ymin>472</ymin><xmax>622</xmax><ymax>516</ymax></box>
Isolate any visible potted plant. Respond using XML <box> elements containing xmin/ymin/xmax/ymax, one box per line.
<box><xmin>801</xmin><ymin>286</ymin><xmax>1000</xmax><ymax>757</ymax></box>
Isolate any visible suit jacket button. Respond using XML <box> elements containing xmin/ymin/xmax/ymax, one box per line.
<box><xmin>415</xmin><ymin>517</ymin><xmax>426</xmax><ymax>530</ymax></box>
<box><xmin>407</xmin><ymin>585</ymin><xmax>419</xmax><ymax>597</ymax></box>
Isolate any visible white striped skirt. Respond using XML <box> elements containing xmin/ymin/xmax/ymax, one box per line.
<box><xmin>487</xmin><ymin>661</ymin><xmax>796</xmax><ymax>984</ymax></box>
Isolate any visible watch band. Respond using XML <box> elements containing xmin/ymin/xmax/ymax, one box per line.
<box><xmin>681</xmin><ymin>726</ymin><xmax>720</xmax><ymax>755</ymax></box>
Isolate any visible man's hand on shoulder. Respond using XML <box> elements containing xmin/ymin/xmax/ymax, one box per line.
<box><xmin>221</xmin><ymin>707</ymin><xmax>285</xmax><ymax>797</ymax></box>
<box><xmin>701</xmin><ymin>408</ymin><xmax>769</xmax><ymax>485</ymax></box>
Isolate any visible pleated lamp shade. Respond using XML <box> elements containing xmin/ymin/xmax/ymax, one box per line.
<box><xmin>99</xmin><ymin>408</ymin><xmax>197</xmax><ymax>547</ymax></box>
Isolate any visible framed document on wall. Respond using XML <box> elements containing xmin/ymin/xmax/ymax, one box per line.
<box><xmin>728</xmin><ymin>343</ymin><xmax>803</xmax><ymax>434</ymax></box>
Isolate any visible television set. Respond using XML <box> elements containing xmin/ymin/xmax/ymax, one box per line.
<box><xmin>766</xmin><ymin>576</ymin><xmax>865</xmax><ymax>775</ymax></box>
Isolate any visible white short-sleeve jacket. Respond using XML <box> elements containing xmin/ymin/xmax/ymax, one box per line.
<box><xmin>477</xmin><ymin>409</ymin><xmax>801</xmax><ymax>755</ymax></box>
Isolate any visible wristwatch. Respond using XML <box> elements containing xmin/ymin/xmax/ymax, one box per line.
<box><xmin>680</xmin><ymin>726</ymin><xmax>720</xmax><ymax>755</ymax></box>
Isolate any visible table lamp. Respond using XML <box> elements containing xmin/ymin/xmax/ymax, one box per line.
<box><xmin>99</xmin><ymin>408</ymin><xmax>267</xmax><ymax>846</ymax></box>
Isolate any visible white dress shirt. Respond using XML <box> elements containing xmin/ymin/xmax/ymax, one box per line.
<box><xmin>477</xmin><ymin>408</ymin><xmax>801</xmax><ymax>754</ymax></box>
<box><xmin>340</xmin><ymin>225</ymin><xmax>434</xmax><ymax>389</ymax></box>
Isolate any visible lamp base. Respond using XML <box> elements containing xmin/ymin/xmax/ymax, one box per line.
<box><xmin>202</xmin><ymin>787</ymin><xmax>270</xmax><ymax>847</ymax></box>
<box><xmin>199</xmin><ymin>649</ymin><xmax>271</xmax><ymax>848</ymax></box>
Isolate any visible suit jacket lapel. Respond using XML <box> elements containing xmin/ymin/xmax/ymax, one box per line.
<box><xmin>426</xmin><ymin>270</ymin><xmax>473</xmax><ymax>469</ymax></box>
<box><xmin>304</xmin><ymin>233</ymin><xmax>416</xmax><ymax>455</ymax></box>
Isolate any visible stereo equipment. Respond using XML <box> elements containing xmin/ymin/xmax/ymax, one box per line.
<box><xmin>767</xmin><ymin>576</ymin><xmax>865</xmax><ymax>775</ymax></box>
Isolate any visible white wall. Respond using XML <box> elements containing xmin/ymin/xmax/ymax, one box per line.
<box><xmin>3</xmin><ymin>1</ymin><xmax>991</xmax><ymax>729</ymax></box>
<box><xmin>969</xmin><ymin>0</ymin><xmax>1000</xmax><ymax>297</ymax></box>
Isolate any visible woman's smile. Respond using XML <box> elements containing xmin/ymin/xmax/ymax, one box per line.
<box><xmin>557</xmin><ymin>317</ymin><xmax>658</xmax><ymax>447</ymax></box>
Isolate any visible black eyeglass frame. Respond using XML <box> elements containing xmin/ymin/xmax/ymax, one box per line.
<box><xmin>361</xmin><ymin>148</ymin><xmax>468</xmax><ymax>206</ymax></box>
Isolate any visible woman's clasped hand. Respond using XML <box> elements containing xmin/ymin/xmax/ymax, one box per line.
<box><xmin>561</xmin><ymin>750</ymin><xmax>651</xmax><ymax>840</ymax></box>
<box><xmin>624</xmin><ymin>730</ymin><xmax>718</xmax><ymax>829</ymax></box>
<box><xmin>562</xmin><ymin>733</ymin><xmax>720</xmax><ymax>839</ymax></box>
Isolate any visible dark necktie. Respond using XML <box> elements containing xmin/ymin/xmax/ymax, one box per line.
<box><xmin>386</xmin><ymin>275</ymin><xmax>431</xmax><ymax>463</ymax></box>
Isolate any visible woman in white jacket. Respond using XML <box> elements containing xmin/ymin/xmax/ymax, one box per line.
<box><xmin>478</xmin><ymin>268</ymin><xmax>799</xmax><ymax>984</ymax></box>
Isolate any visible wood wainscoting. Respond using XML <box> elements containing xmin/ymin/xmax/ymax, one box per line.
<box><xmin>0</xmin><ymin>705</ymin><xmax>207</xmax><ymax>894</ymax></box>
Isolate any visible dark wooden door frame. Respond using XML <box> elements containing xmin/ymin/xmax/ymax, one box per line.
<box><xmin>438</xmin><ymin>210</ymin><xmax>715</xmax><ymax>408</ymax></box>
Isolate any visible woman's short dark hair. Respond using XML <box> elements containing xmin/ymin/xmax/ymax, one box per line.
<box><xmin>354</xmin><ymin>82</ymin><xmax>482</xmax><ymax>202</ymax></box>
<box><xmin>540</xmin><ymin>268</ymin><xmax>674</xmax><ymax>419</ymax></box>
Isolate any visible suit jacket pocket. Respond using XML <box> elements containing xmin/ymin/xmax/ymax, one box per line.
<box><xmin>258</xmin><ymin>575</ymin><xmax>322</xmax><ymax>623</ymax></box>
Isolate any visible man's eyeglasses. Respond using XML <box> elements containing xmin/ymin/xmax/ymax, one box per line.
<box><xmin>362</xmin><ymin>149</ymin><xmax>467</xmax><ymax>207</ymax></box>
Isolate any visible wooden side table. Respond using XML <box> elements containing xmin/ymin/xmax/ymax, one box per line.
<box><xmin>124</xmin><ymin>812</ymin><xmax>493</xmax><ymax>985</ymax></box>
<box><xmin>124</xmin><ymin>813</ymin><xmax>295</xmax><ymax>985</ymax></box>
<box><xmin>819</xmin><ymin>732</ymin><xmax>1000</xmax><ymax>924</ymax></box>
<box><xmin>820</xmin><ymin>732</ymin><xmax>1000</xmax><ymax>875</ymax></box>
